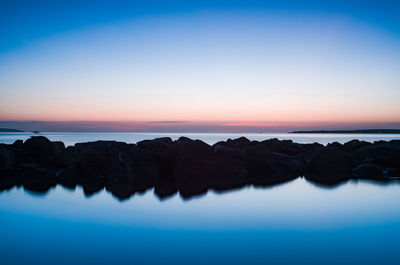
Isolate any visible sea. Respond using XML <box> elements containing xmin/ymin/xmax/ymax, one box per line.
<box><xmin>1</xmin><ymin>132</ymin><xmax>400</xmax><ymax>265</ymax></box>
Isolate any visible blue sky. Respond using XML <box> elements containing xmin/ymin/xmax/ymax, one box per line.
<box><xmin>0</xmin><ymin>0</ymin><xmax>399</xmax><ymax>131</ymax></box>
<box><xmin>1</xmin><ymin>0</ymin><xmax>400</xmax><ymax>53</ymax></box>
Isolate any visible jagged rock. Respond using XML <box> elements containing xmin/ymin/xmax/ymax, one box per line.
<box><xmin>255</xmin><ymin>138</ymin><xmax>302</xmax><ymax>155</ymax></box>
<box><xmin>351</xmin><ymin>145</ymin><xmax>400</xmax><ymax>168</ymax></box>
<box><xmin>75</xmin><ymin>141</ymin><xmax>117</xmax><ymax>153</ymax></box>
<box><xmin>78</xmin><ymin>150</ymin><xmax>108</xmax><ymax>180</ymax></box>
<box><xmin>213</xmin><ymin>144</ymin><xmax>244</xmax><ymax>158</ymax></box>
<box><xmin>245</xmin><ymin>148</ymin><xmax>303</xmax><ymax>186</ymax></box>
<box><xmin>173</xmin><ymin>137</ymin><xmax>248</xmax><ymax>198</ymax></box>
<box><xmin>305</xmin><ymin>148</ymin><xmax>356</xmax><ymax>184</ymax></box>
<box><xmin>383</xmin><ymin>168</ymin><xmax>400</xmax><ymax>179</ymax></box>
<box><xmin>342</xmin><ymin>140</ymin><xmax>372</xmax><ymax>153</ymax></box>
<box><xmin>56</xmin><ymin>165</ymin><xmax>79</xmax><ymax>189</ymax></box>
<box><xmin>225</xmin><ymin>137</ymin><xmax>253</xmax><ymax>149</ymax></box>
<box><xmin>12</xmin><ymin>162</ymin><xmax>57</xmax><ymax>193</ymax></box>
<box><xmin>55</xmin><ymin>146</ymin><xmax>78</xmax><ymax>167</ymax></box>
<box><xmin>108</xmin><ymin>152</ymin><xmax>135</xmax><ymax>183</ymax></box>
<box><xmin>0</xmin><ymin>145</ymin><xmax>16</xmax><ymax>176</ymax></box>
<box><xmin>326</xmin><ymin>142</ymin><xmax>342</xmax><ymax>150</ymax></box>
<box><xmin>1</xmin><ymin>135</ymin><xmax>400</xmax><ymax>200</ymax></box>
<box><xmin>12</xmin><ymin>139</ymin><xmax>23</xmax><ymax>149</ymax></box>
<box><xmin>23</xmin><ymin>136</ymin><xmax>56</xmax><ymax>165</ymax></box>
<box><xmin>137</xmin><ymin>137</ymin><xmax>177</xmax><ymax>178</ymax></box>
<box><xmin>129</xmin><ymin>145</ymin><xmax>159</xmax><ymax>191</ymax></box>
<box><xmin>352</xmin><ymin>163</ymin><xmax>383</xmax><ymax>179</ymax></box>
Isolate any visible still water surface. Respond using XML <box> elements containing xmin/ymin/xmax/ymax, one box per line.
<box><xmin>1</xmin><ymin>133</ymin><xmax>400</xmax><ymax>264</ymax></box>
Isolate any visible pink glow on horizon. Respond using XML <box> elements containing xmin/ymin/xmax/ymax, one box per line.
<box><xmin>224</xmin><ymin>122</ymin><xmax>285</xmax><ymax>127</ymax></box>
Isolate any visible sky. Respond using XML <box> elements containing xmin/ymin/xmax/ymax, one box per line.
<box><xmin>0</xmin><ymin>0</ymin><xmax>399</xmax><ymax>132</ymax></box>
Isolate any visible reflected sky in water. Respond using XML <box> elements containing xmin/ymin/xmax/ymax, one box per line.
<box><xmin>1</xmin><ymin>178</ymin><xmax>400</xmax><ymax>264</ymax></box>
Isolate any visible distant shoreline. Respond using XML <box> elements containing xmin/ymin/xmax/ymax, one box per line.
<box><xmin>290</xmin><ymin>129</ymin><xmax>400</xmax><ymax>134</ymax></box>
<box><xmin>0</xmin><ymin>128</ymin><xmax>24</xmax><ymax>132</ymax></box>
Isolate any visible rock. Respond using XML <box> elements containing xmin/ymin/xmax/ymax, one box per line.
<box><xmin>108</xmin><ymin>152</ymin><xmax>135</xmax><ymax>183</ymax></box>
<box><xmin>129</xmin><ymin>145</ymin><xmax>160</xmax><ymax>191</ymax></box>
<box><xmin>388</xmin><ymin>140</ymin><xmax>400</xmax><ymax>147</ymax></box>
<box><xmin>173</xmin><ymin>137</ymin><xmax>248</xmax><ymax>198</ymax></box>
<box><xmin>77</xmin><ymin>150</ymin><xmax>108</xmax><ymax>180</ymax></box>
<box><xmin>56</xmin><ymin>165</ymin><xmax>79</xmax><ymax>189</ymax></box>
<box><xmin>305</xmin><ymin>148</ymin><xmax>356</xmax><ymax>184</ymax></box>
<box><xmin>225</xmin><ymin>137</ymin><xmax>252</xmax><ymax>149</ymax></box>
<box><xmin>23</xmin><ymin>136</ymin><xmax>56</xmax><ymax>165</ymax></box>
<box><xmin>1</xmin><ymin>135</ymin><xmax>399</xmax><ymax>200</ymax></box>
<box><xmin>253</xmin><ymin>138</ymin><xmax>302</xmax><ymax>155</ymax></box>
<box><xmin>104</xmin><ymin>151</ymin><xmax>137</xmax><ymax>199</ymax></box>
<box><xmin>383</xmin><ymin>168</ymin><xmax>400</xmax><ymax>179</ymax></box>
<box><xmin>75</xmin><ymin>141</ymin><xmax>129</xmax><ymax>155</ymax></box>
<box><xmin>0</xmin><ymin>145</ymin><xmax>16</xmax><ymax>176</ymax></box>
<box><xmin>326</xmin><ymin>142</ymin><xmax>342</xmax><ymax>150</ymax></box>
<box><xmin>75</xmin><ymin>141</ymin><xmax>116</xmax><ymax>153</ymax></box>
<box><xmin>12</xmin><ymin>140</ymin><xmax>23</xmax><ymax>149</ymax></box>
<box><xmin>73</xmin><ymin>149</ymin><xmax>108</xmax><ymax>195</ymax></box>
<box><xmin>213</xmin><ymin>144</ymin><xmax>244</xmax><ymax>158</ymax></box>
<box><xmin>55</xmin><ymin>146</ymin><xmax>78</xmax><ymax>167</ymax></box>
<box><xmin>351</xmin><ymin>145</ymin><xmax>400</xmax><ymax>168</ymax></box>
<box><xmin>342</xmin><ymin>140</ymin><xmax>372</xmax><ymax>153</ymax></box>
<box><xmin>352</xmin><ymin>164</ymin><xmax>383</xmax><ymax>179</ymax></box>
<box><xmin>245</xmin><ymin>148</ymin><xmax>303</xmax><ymax>186</ymax></box>
<box><xmin>137</xmin><ymin>137</ymin><xmax>177</xmax><ymax>179</ymax></box>
<box><xmin>11</xmin><ymin>162</ymin><xmax>58</xmax><ymax>193</ymax></box>
<box><xmin>298</xmin><ymin>142</ymin><xmax>324</xmax><ymax>164</ymax></box>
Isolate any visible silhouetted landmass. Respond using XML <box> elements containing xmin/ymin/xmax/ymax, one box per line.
<box><xmin>0</xmin><ymin>128</ymin><xmax>23</xmax><ymax>132</ymax></box>
<box><xmin>1</xmin><ymin>136</ymin><xmax>399</xmax><ymax>200</ymax></box>
<box><xmin>291</xmin><ymin>129</ymin><xmax>400</xmax><ymax>134</ymax></box>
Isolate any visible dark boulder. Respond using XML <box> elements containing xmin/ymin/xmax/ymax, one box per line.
<box><xmin>253</xmin><ymin>138</ymin><xmax>302</xmax><ymax>156</ymax></box>
<box><xmin>56</xmin><ymin>165</ymin><xmax>79</xmax><ymax>189</ymax></box>
<box><xmin>2</xmin><ymin>135</ymin><xmax>400</xmax><ymax>200</ymax></box>
<box><xmin>77</xmin><ymin>150</ymin><xmax>108</xmax><ymax>180</ymax></box>
<box><xmin>305</xmin><ymin>148</ymin><xmax>356</xmax><ymax>184</ymax></box>
<box><xmin>0</xmin><ymin>145</ymin><xmax>16</xmax><ymax>176</ymax></box>
<box><xmin>245</xmin><ymin>148</ymin><xmax>303</xmax><ymax>186</ymax></box>
<box><xmin>75</xmin><ymin>140</ymin><xmax>128</xmax><ymax>154</ymax></box>
<box><xmin>129</xmin><ymin>145</ymin><xmax>160</xmax><ymax>192</ymax></box>
<box><xmin>326</xmin><ymin>142</ymin><xmax>342</xmax><ymax>150</ymax></box>
<box><xmin>172</xmin><ymin>137</ymin><xmax>248</xmax><ymax>198</ymax></box>
<box><xmin>136</xmin><ymin>138</ymin><xmax>178</xmax><ymax>198</ymax></box>
<box><xmin>23</xmin><ymin>136</ymin><xmax>56</xmax><ymax>165</ymax></box>
<box><xmin>213</xmin><ymin>144</ymin><xmax>244</xmax><ymax>158</ymax></box>
<box><xmin>342</xmin><ymin>140</ymin><xmax>372</xmax><ymax>153</ymax></box>
<box><xmin>352</xmin><ymin>164</ymin><xmax>383</xmax><ymax>180</ymax></box>
<box><xmin>12</xmin><ymin>139</ymin><xmax>23</xmax><ymax>149</ymax></box>
<box><xmin>0</xmin><ymin>145</ymin><xmax>16</xmax><ymax>190</ymax></box>
<box><xmin>105</xmin><ymin>151</ymin><xmax>136</xmax><ymax>200</ymax></box>
<box><xmin>383</xmin><ymin>168</ymin><xmax>400</xmax><ymax>179</ymax></box>
<box><xmin>137</xmin><ymin>137</ymin><xmax>177</xmax><ymax>178</ymax></box>
<box><xmin>225</xmin><ymin>137</ymin><xmax>253</xmax><ymax>149</ymax></box>
<box><xmin>351</xmin><ymin>145</ymin><xmax>400</xmax><ymax>168</ymax></box>
<box><xmin>297</xmin><ymin>142</ymin><xmax>324</xmax><ymax>164</ymax></box>
<box><xmin>12</xmin><ymin>162</ymin><xmax>57</xmax><ymax>193</ymax></box>
<box><xmin>108</xmin><ymin>152</ymin><xmax>135</xmax><ymax>183</ymax></box>
<box><xmin>55</xmin><ymin>146</ymin><xmax>78</xmax><ymax>167</ymax></box>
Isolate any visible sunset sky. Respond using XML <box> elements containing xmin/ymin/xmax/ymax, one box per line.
<box><xmin>1</xmin><ymin>0</ymin><xmax>399</xmax><ymax>132</ymax></box>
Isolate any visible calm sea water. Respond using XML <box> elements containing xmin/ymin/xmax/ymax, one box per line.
<box><xmin>1</xmin><ymin>132</ymin><xmax>400</xmax><ymax>265</ymax></box>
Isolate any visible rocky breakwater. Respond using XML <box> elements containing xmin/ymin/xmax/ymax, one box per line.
<box><xmin>1</xmin><ymin>136</ymin><xmax>399</xmax><ymax>200</ymax></box>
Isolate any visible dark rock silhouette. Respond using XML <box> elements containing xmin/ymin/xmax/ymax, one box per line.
<box><xmin>0</xmin><ymin>136</ymin><xmax>399</xmax><ymax>200</ymax></box>
<box><xmin>305</xmin><ymin>148</ymin><xmax>356</xmax><ymax>185</ymax></box>
<box><xmin>352</xmin><ymin>163</ymin><xmax>383</xmax><ymax>179</ymax></box>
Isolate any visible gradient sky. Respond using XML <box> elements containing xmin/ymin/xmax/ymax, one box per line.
<box><xmin>0</xmin><ymin>0</ymin><xmax>400</xmax><ymax>131</ymax></box>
